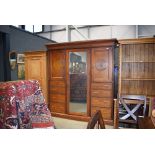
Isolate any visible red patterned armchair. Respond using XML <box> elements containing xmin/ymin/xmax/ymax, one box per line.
<box><xmin>0</xmin><ymin>80</ymin><xmax>55</xmax><ymax>129</ymax></box>
<box><xmin>151</xmin><ymin>97</ymin><xmax>155</xmax><ymax>126</ymax></box>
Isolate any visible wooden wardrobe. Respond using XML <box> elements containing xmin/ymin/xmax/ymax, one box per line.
<box><xmin>46</xmin><ymin>39</ymin><xmax>117</xmax><ymax>125</ymax></box>
<box><xmin>24</xmin><ymin>51</ymin><xmax>48</xmax><ymax>103</ymax></box>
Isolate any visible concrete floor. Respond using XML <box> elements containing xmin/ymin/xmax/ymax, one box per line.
<box><xmin>53</xmin><ymin>117</ymin><xmax>113</xmax><ymax>129</ymax></box>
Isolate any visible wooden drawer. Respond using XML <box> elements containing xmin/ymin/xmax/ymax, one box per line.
<box><xmin>91</xmin><ymin>107</ymin><xmax>112</xmax><ymax>120</ymax></box>
<box><xmin>49</xmin><ymin>102</ymin><xmax>66</xmax><ymax>113</ymax></box>
<box><xmin>92</xmin><ymin>83</ymin><xmax>112</xmax><ymax>90</ymax></box>
<box><xmin>91</xmin><ymin>97</ymin><xmax>112</xmax><ymax>108</ymax></box>
<box><xmin>50</xmin><ymin>94</ymin><xmax>66</xmax><ymax>103</ymax></box>
<box><xmin>91</xmin><ymin>89</ymin><xmax>112</xmax><ymax>98</ymax></box>
<box><xmin>50</xmin><ymin>81</ymin><xmax>65</xmax><ymax>87</ymax></box>
<box><xmin>50</xmin><ymin>87</ymin><xmax>65</xmax><ymax>94</ymax></box>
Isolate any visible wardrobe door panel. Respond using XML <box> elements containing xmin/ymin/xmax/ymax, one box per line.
<box><xmin>50</xmin><ymin>87</ymin><xmax>66</xmax><ymax>94</ymax></box>
<box><xmin>50</xmin><ymin>51</ymin><xmax>66</xmax><ymax>79</ymax></box>
<box><xmin>92</xmin><ymin>83</ymin><xmax>112</xmax><ymax>90</ymax></box>
<box><xmin>50</xmin><ymin>94</ymin><xmax>66</xmax><ymax>103</ymax></box>
<box><xmin>49</xmin><ymin>50</ymin><xmax>66</xmax><ymax>113</ymax></box>
<box><xmin>50</xmin><ymin>102</ymin><xmax>66</xmax><ymax>113</ymax></box>
<box><xmin>92</xmin><ymin>89</ymin><xmax>113</xmax><ymax>98</ymax></box>
<box><xmin>91</xmin><ymin>97</ymin><xmax>112</xmax><ymax>108</ymax></box>
<box><xmin>92</xmin><ymin>47</ymin><xmax>113</xmax><ymax>82</ymax></box>
<box><xmin>91</xmin><ymin>47</ymin><xmax>114</xmax><ymax>122</ymax></box>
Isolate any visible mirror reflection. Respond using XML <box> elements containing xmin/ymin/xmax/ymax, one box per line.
<box><xmin>69</xmin><ymin>52</ymin><xmax>87</xmax><ymax>114</ymax></box>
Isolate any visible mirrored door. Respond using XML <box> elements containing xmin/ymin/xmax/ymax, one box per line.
<box><xmin>68</xmin><ymin>51</ymin><xmax>89</xmax><ymax>115</ymax></box>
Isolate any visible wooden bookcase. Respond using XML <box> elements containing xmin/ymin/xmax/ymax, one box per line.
<box><xmin>118</xmin><ymin>38</ymin><xmax>155</xmax><ymax>97</ymax></box>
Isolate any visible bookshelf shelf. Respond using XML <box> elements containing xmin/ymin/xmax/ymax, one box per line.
<box><xmin>119</xmin><ymin>38</ymin><xmax>155</xmax><ymax>96</ymax></box>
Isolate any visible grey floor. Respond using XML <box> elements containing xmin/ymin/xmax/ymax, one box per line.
<box><xmin>53</xmin><ymin>117</ymin><xmax>114</xmax><ymax>129</ymax></box>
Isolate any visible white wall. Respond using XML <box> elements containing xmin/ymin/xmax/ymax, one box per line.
<box><xmin>51</xmin><ymin>25</ymin><xmax>66</xmax><ymax>30</ymax></box>
<box><xmin>138</xmin><ymin>25</ymin><xmax>155</xmax><ymax>37</ymax></box>
<box><xmin>38</xmin><ymin>25</ymin><xmax>155</xmax><ymax>43</ymax></box>
<box><xmin>90</xmin><ymin>26</ymin><xmax>111</xmax><ymax>39</ymax></box>
<box><xmin>44</xmin><ymin>25</ymin><xmax>51</xmax><ymax>31</ymax></box>
<box><xmin>71</xmin><ymin>29</ymin><xmax>88</xmax><ymax>41</ymax></box>
<box><xmin>111</xmin><ymin>25</ymin><xmax>136</xmax><ymax>39</ymax></box>
<box><xmin>51</xmin><ymin>31</ymin><xmax>66</xmax><ymax>42</ymax></box>
<box><xmin>39</xmin><ymin>32</ymin><xmax>52</xmax><ymax>40</ymax></box>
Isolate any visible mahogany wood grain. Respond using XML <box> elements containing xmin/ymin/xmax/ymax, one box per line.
<box><xmin>91</xmin><ymin>46</ymin><xmax>114</xmax><ymax>123</ymax></box>
<box><xmin>119</xmin><ymin>38</ymin><xmax>155</xmax><ymax>44</ymax></box>
<box><xmin>91</xmin><ymin>97</ymin><xmax>112</xmax><ymax>108</ymax></box>
<box><xmin>119</xmin><ymin>38</ymin><xmax>155</xmax><ymax>97</ymax></box>
<box><xmin>91</xmin><ymin>83</ymin><xmax>112</xmax><ymax>90</ymax></box>
<box><xmin>46</xmin><ymin>39</ymin><xmax>117</xmax><ymax>50</ymax></box>
<box><xmin>50</xmin><ymin>94</ymin><xmax>66</xmax><ymax>103</ymax></box>
<box><xmin>92</xmin><ymin>47</ymin><xmax>113</xmax><ymax>82</ymax></box>
<box><xmin>48</xmin><ymin>50</ymin><xmax>67</xmax><ymax>113</ymax></box>
<box><xmin>91</xmin><ymin>107</ymin><xmax>112</xmax><ymax>120</ymax></box>
<box><xmin>50</xmin><ymin>102</ymin><xmax>66</xmax><ymax>113</ymax></box>
<box><xmin>51</xmin><ymin>112</ymin><xmax>90</xmax><ymax>122</ymax></box>
<box><xmin>92</xmin><ymin>89</ymin><xmax>113</xmax><ymax>98</ymax></box>
<box><xmin>47</xmin><ymin>39</ymin><xmax>117</xmax><ymax>124</ymax></box>
<box><xmin>50</xmin><ymin>50</ymin><xmax>66</xmax><ymax>79</ymax></box>
<box><xmin>50</xmin><ymin>87</ymin><xmax>65</xmax><ymax>94</ymax></box>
